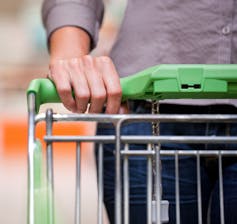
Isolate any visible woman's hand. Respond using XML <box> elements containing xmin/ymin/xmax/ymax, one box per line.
<box><xmin>48</xmin><ymin>27</ymin><xmax>122</xmax><ymax>114</ymax></box>
<box><xmin>49</xmin><ymin>55</ymin><xmax>122</xmax><ymax>114</ymax></box>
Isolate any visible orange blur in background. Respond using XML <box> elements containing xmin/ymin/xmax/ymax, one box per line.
<box><xmin>2</xmin><ymin>116</ymin><xmax>94</xmax><ymax>158</ymax></box>
<box><xmin>0</xmin><ymin>115</ymin><xmax>97</xmax><ymax>223</ymax></box>
<box><xmin>0</xmin><ymin>0</ymin><xmax>125</xmax><ymax>223</ymax></box>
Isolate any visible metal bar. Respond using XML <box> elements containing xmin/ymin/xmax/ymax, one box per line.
<box><xmin>32</xmin><ymin>109</ymin><xmax>237</xmax><ymax>224</ymax></box>
<box><xmin>120</xmin><ymin>136</ymin><xmax>237</xmax><ymax>144</ymax></box>
<box><xmin>121</xmin><ymin>150</ymin><xmax>237</xmax><ymax>156</ymax></box>
<box><xmin>44</xmin><ymin>136</ymin><xmax>115</xmax><ymax>143</ymax></box>
<box><xmin>41</xmin><ymin>138</ymin><xmax>237</xmax><ymax>156</ymax></box>
<box><xmin>115</xmin><ymin>120</ymin><xmax>122</xmax><ymax>224</ymax></box>
<box><xmin>151</xmin><ymin>101</ymin><xmax>161</xmax><ymax>224</ymax></box>
<box><xmin>196</xmin><ymin>151</ymin><xmax>202</xmax><ymax>224</ymax></box>
<box><xmin>218</xmin><ymin>152</ymin><xmax>225</xmax><ymax>224</ymax></box>
<box><xmin>27</xmin><ymin>93</ymin><xmax>36</xmax><ymax>224</ymax></box>
<box><xmin>147</xmin><ymin>144</ymin><xmax>152</xmax><ymax>224</ymax></box>
<box><xmin>124</xmin><ymin>144</ymin><xmax>129</xmax><ymax>224</ymax></box>
<box><xmin>46</xmin><ymin>109</ymin><xmax>55</xmax><ymax>224</ymax></box>
<box><xmin>36</xmin><ymin>113</ymin><xmax>237</xmax><ymax>124</ymax></box>
<box><xmin>45</xmin><ymin>135</ymin><xmax>237</xmax><ymax>144</ymax></box>
<box><xmin>175</xmin><ymin>152</ymin><xmax>180</xmax><ymax>224</ymax></box>
<box><xmin>155</xmin><ymin>144</ymin><xmax>162</xmax><ymax>224</ymax></box>
<box><xmin>75</xmin><ymin>143</ymin><xmax>81</xmax><ymax>224</ymax></box>
<box><xmin>35</xmin><ymin>112</ymin><xmax>237</xmax><ymax>224</ymax></box>
<box><xmin>98</xmin><ymin>143</ymin><xmax>104</xmax><ymax>224</ymax></box>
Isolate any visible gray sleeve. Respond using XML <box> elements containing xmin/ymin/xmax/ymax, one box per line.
<box><xmin>42</xmin><ymin>0</ymin><xmax>104</xmax><ymax>49</ymax></box>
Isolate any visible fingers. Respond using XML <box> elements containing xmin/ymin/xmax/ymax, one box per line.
<box><xmin>68</xmin><ymin>58</ymin><xmax>90</xmax><ymax>113</ymax></box>
<box><xmin>82</xmin><ymin>56</ymin><xmax>107</xmax><ymax>113</ymax></box>
<box><xmin>96</xmin><ymin>56</ymin><xmax>122</xmax><ymax>114</ymax></box>
<box><xmin>49</xmin><ymin>60</ymin><xmax>77</xmax><ymax>112</ymax></box>
<box><xmin>49</xmin><ymin>55</ymin><xmax>121</xmax><ymax>114</ymax></box>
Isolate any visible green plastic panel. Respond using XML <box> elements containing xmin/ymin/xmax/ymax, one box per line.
<box><xmin>27</xmin><ymin>64</ymin><xmax>237</xmax><ymax>113</ymax></box>
<box><xmin>121</xmin><ymin>64</ymin><xmax>237</xmax><ymax>101</ymax></box>
<box><xmin>33</xmin><ymin>140</ymin><xmax>48</xmax><ymax>224</ymax></box>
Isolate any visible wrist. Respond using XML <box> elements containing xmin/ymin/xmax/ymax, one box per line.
<box><xmin>49</xmin><ymin>26</ymin><xmax>91</xmax><ymax>61</ymax></box>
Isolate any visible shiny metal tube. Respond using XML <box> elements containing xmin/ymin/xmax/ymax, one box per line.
<box><xmin>46</xmin><ymin>109</ymin><xmax>55</xmax><ymax>224</ymax></box>
<box><xmin>45</xmin><ymin>135</ymin><xmax>237</xmax><ymax>144</ymax></box>
<box><xmin>98</xmin><ymin>143</ymin><xmax>104</xmax><ymax>224</ymax></box>
<box><xmin>155</xmin><ymin>144</ymin><xmax>162</xmax><ymax>224</ymax></box>
<box><xmin>75</xmin><ymin>143</ymin><xmax>81</xmax><ymax>224</ymax></box>
<box><xmin>218</xmin><ymin>152</ymin><xmax>225</xmax><ymax>224</ymax></box>
<box><xmin>175</xmin><ymin>152</ymin><xmax>180</xmax><ymax>224</ymax></box>
<box><xmin>36</xmin><ymin>114</ymin><xmax>237</xmax><ymax>124</ymax></box>
<box><xmin>27</xmin><ymin>93</ymin><xmax>36</xmax><ymax>224</ymax></box>
<box><xmin>147</xmin><ymin>144</ymin><xmax>152</xmax><ymax>224</ymax></box>
<box><xmin>115</xmin><ymin>121</ymin><xmax>122</xmax><ymax>224</ymax></box>
<box><xmin>196</xmin><ymin>152</ymin><xmax>202</xmax><ymax>224</ymax></box>
<box><xmin>123</xmin><ymin>144</ymin><xmax>130</xmax><ymax>224</ymax></box>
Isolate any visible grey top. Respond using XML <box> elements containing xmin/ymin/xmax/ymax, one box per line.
<box><xmin>42</xmin><ymin>0</ymin><xmax>237</xmax><ymax>105</ymax></box>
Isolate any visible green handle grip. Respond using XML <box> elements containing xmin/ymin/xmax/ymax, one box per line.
<box><xmin>27</xmin><ymin>64</ymin><xmax>237</xmax><ymax>113</ymax></box>
<box><xmin>27</xmin><ymin>78</ymin><xmax>61</xmax><ymax>113</ymax></box>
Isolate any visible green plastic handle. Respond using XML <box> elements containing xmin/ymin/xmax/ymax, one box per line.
<box><xmin>27</xmin><ymin>64</ymin><xmax>237</xmax><ymax>113</ymax></box>
<box><xmin>27</xmin><ymin>78</ymin><xmax>61</xmax><ymax>113</ymax></box>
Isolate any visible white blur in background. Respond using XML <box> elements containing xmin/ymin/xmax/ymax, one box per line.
<box><xmin>0</xmin><ymin>0</ymin><xmax>126</xmax><ymax>223</ymax></box>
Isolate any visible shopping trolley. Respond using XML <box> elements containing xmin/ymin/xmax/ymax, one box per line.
<box><xmin>27</xmin><ymin>64</ymin><xmax>237</xmax><ymax>224</ymax></box>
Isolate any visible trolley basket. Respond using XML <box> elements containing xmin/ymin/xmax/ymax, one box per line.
<box><xmin>27</xmin><ymin>64</ymin><xmax>237</xmax><ymax>224</ymax></box>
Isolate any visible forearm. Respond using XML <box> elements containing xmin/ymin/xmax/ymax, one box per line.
<box><xmin>47</xmin><ymin>26</ymin><xmax>121</xmax><ymax>114</ymax></box>
<box><xmin>49</xmin><ymin>26</ymin><xmax>91</xmax><ymax>60</ymax></box>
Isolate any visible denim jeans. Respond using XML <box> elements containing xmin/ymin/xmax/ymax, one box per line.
<box><xmin>96</xmin><ymin>102</ymin><xmax>237</xmax><ymax>224</ymax></box>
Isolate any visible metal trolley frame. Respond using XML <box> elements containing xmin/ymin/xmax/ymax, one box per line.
<box><xmin>27</xmin><ymin>64</ymin><xmax>237</xmax><ymax>224</ymax></box>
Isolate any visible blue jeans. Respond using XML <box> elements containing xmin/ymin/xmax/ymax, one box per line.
<box><xmin>96</xmin><ymin>103</ymin><xmax>237</xmax><ymax>224</ymax></box>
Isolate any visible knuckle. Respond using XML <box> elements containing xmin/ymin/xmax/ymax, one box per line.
<box><xmin>76</xmin><ymin>104</ymin><xmax>87</xmax><ymax>113</ymax></box>
<box><xmin>108</xmin><ymin>88</ymin><xmax>122</xmax><ymax>98</ymax></box>
<box><xmin>49</xmin><ymin>63</ymin><xmax>58</xmax><ymax>72</ymax></box>
<box><xmin>92</xmin><ymin>91</ymin><xmax>106</xmax><ymax>101</ymax></box>
<box><xmin>68</xmin><ymin>58</ymin><xmax>79</xmax><ymax>67</ymax></box>
<box><xmin>83</xmin><ymin>55</ymin><xmax>93</xmax><ymax>64</ymax></box>
<box><xmin>82</xmin><ymin>56</ymin><xmax>94</xmax><ymax>68</ymax></box>
<box><xmin>63</xmin><ymin>101</ymin><xmax>75</xmax><ymax>112</ymax></box>
<box><xmin>49</xmin><ymin>60</ymin><xmax>66</xmax><ymax>72</ymax></box>
<box><xmin>49</xmin><ymin>63</ymin><xmax>55</xmax><ymax>70</ymax></box>
<box><xmin>51</xmin><ymin>59</ymin><xmax>65</xmax><ymax>66</ymax></box>
<box><xmin>75</xmin><ymin>91</ymin><xmax>90</xmax><ymax>100</ymax></box>
<box><xmin>99</xmin><ymin>56</ymin><xmax>111</xmax><ymax>63</ymax></box>
<box><xmin>58</xmin><ymin>86</ymin><xmax>71</xmax><ymax>95</ymax></box>
<box><xmin>66</xmin><ymin>102</ymin><xmax>74</xmax><ymax>108</ymax></box>
<box><xmin>89</xmin><ymin>106</ymin><xmax>97</xmax><ymax>113</ymax></box>
<box><xmin>89</xmin><ymin>104</ymin><xmax>103</xmax><ymax>113</ymax></box>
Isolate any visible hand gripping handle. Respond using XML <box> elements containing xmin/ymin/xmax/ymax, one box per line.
<box><xmin>27</xmin><ymin>64</ymin><xmax>237</xmax><ymax>113</ymax></box>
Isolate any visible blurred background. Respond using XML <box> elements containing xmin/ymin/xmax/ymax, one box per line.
<box><xmin>0</xmin><ymin>0</ymin><xmax>126</xmax><ymax>223</ymax></box>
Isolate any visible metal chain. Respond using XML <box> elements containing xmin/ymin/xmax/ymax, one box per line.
<box><xmin>151</xmin><ymin>100</ymin><xmax>161</xmax><ymax>200</ymax></box>
<box><xmin>152</xmin><ymin>100</ymin><xmax>160</xmax><ymax>136</ymax></box>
